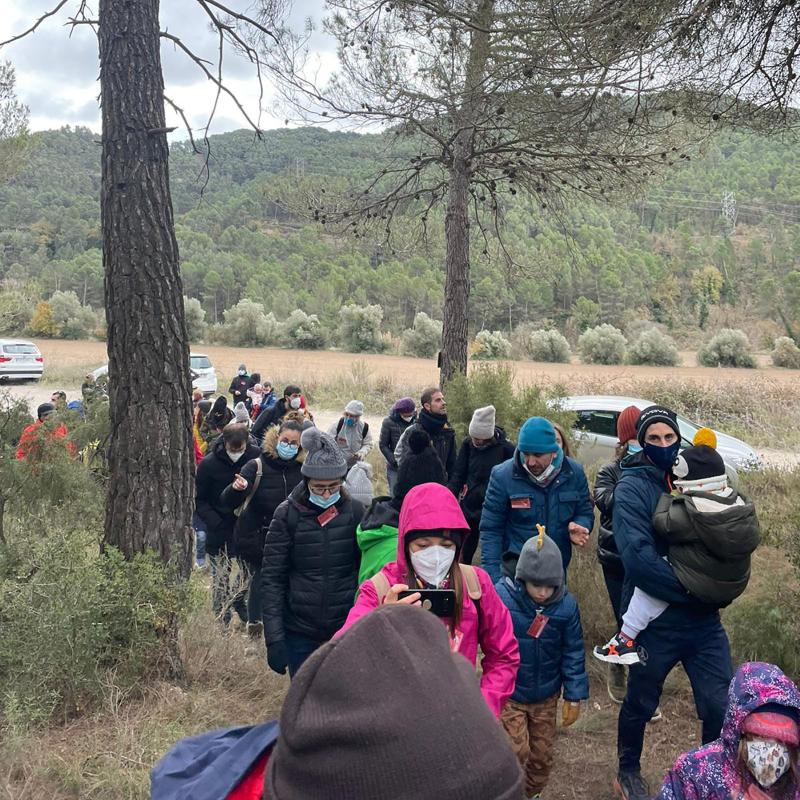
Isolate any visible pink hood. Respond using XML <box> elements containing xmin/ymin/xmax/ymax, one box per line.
<box><xmin>395</xmin><ymin>483</ymin><xmax>471</xmax><ymax>574</ymax></box>
<box><xmin>338</xmin><ymin>482</ymin><xmax>519</xmax><ymax>717</ymax></box>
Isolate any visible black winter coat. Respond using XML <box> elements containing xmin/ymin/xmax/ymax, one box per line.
<box><xmin>594</xmin><ymin>459</ymin><xmax>624</xmax><ymax>567</ymax></box>
<box><xmin>228</xmin><ymin>375</ymin><xmax>250</xmax><ymax>405</ymax></box>
<box><xmin>252</xmin><ymin>398</ymin><xmax>291</xmax><ymax>443</ymax></box>
<box><xmin>261</xmin><ymin>482</ymin><xmax>363</xmax><ymax>645</ymax></box>
<box><xmin>447</xmin><ymin>427</ymin><xmax>515</xmax><ymax>526</ymax></box>
<box><xmin>379</xmin><ymin>411</ymin><xmax>415</xmax><ymax>469</ymax></box>
<box><xmin>220</xmin><ymin>426</ymin><xmax>305</xmax><ymax>568</ymax></box>
<box><xmin>195</xmin><ymin>438</ymin><xmax>261</xmax><ymax>555</ymax></box>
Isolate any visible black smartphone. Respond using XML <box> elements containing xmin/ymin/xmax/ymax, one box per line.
<box><xmin>397</xmin><ymin>588</ymin><xmax>456</xmax><ymax>617</ymax></box>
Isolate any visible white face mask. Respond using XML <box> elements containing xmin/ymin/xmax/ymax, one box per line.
<box><xmin>226</xmin><ymin>448</ymin><xmax>245</xmax><ymax>463</ymax></box>
<box><xmin>401</xmin><ymin>414</ymin><xmax>414</xmax><ymax>423</ymax></box>
<box><xmin>289</xmin><ymin>397</ymin><xmax>302</xmax><ymax>410</ymax></box>
<box><xmin>745</xmin><ymin>737</ymin><xmax>792</xmax><ymax>788</ymax></box>
<box><xmin>410</xmin><ymin>545</ymin><xmax>455</xmax><ymax>587</ymax></box>
<box><xmin>524</xmin><ymin>460</ymin><xmax>556</xmax><ymax>484</ymax></box>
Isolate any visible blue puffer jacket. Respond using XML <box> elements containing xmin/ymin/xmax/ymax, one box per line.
<box><xmin>480</xmin><ymin>453</ymin><xmax>594</xmax><ymax>584</ymax></box>
<box><xmin>613</xmin><ymin>452</ymin><xmax>721</xmax><ymax>628</ymax></box>
<box><xmin>496</xmin><ymin>576</ymin><xmax>589</xmax><ymax>704</ymax></box>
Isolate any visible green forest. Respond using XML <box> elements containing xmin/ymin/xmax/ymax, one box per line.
<box><xmin>1</xmin><ymin>125</ymin><xmax>799</xmax><ymax>349</ymax></box>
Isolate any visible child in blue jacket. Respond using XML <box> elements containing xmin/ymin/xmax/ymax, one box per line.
<box><xmin>496</xmin><ymin>526</ymin><xmax>590</xmax><ymax>800</ymax></box>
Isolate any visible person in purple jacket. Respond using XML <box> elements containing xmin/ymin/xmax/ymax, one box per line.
<box><xmin>657</xmin><ymin>661</ymin><xmax>800</xmax><ymax>800</ymax></box>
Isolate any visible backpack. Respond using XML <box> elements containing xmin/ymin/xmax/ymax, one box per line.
<box><xmin>336</xmin><ymin>417</ymin><xmax>369</xmax><ymax>438</ymax></box>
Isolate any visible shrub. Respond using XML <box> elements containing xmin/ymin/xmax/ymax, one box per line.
<box><xmin>220</xmin><ymin>299</ymin><xmax>278</xmax><ymax>347</ymax></box>
<box><xmin>698</xmin><ymin>328</ymin><xmax>756</xmax><ymax>368</ymax></box>
<box><xmin>628</xmin><ymin>328</ymin><xmax>680</xmax><ymax>366</ymax></box>
<box><xmin>183</xmin><ymin>296</ymin><xmax>207</xmax><ymax>341</ymax></box>
<box><xmin>402</xmin><ymin>312</ymin><xmax>442</xmax><ymax>358</ymax></box>
<box><xmin>472</xmin><ymin>330</ymin><xmax>512</xmax><ymax>360</ymax></box>
<box><xmin>282</xmin><ymin>309</ymin><xmax>326</xmax><ymax>349</ymax></box>
<box><xmin>771</xmin><ymin>336</ymin><xmax>800</xmax><ymax>369</ymax></box>
<box><xmin>48</xmin><ymin>290</ymin><xmax>99</xmax><ymax>339</ymax></box>
<box><xmin>0</xmin><ymin>291</ymin><xmax>33</xmax><ymax>334</ymax></box>
<box><xmin>338</xmin><ymin>303</ymin><xmax>384</xmax><ymax>352</ymax></box>
<box><xmin>27</xmin><ymin>301</ymin><xmax>56</xmax><ymax>337</ymax></box>
<box><xmin>524</xmin><ymin>328</ymin><xmax>571</xmax><ymax>363</ymax></box>
<box><xmin>577</xmin><ymin>324</ymin><xmax>627</xmax><ymax>364</ymax></box>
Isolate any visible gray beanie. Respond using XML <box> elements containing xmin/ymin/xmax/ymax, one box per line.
<box><xmin>345</xmin><ymin>399</ymin><xmax>364</xmax><ymax>416</ymax></box>
<box><xmin>469</xmin><ymin>405</ymin><xmax>496</xmax><ymax>439</ymax></box>
<box><xmin>300</xmin><ymin>428</ymin><xmax>348</xmax><ymax>480</ymax></box>
<box><xmin>516</xmin><ymin>529</ymin><xmax>564</xmax><ymax>592</ymax></box>
<box><xmin>233</xmin><ymin>401</ymin><xmax>249</xmax><ymax>424</ymax></box>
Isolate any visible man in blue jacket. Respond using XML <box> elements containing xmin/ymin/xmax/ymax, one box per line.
<box><xmin>612</xmin><ymin>406</ymin><xmax>733</xmax><ymax>800</ymax></box>
<box><xmin>479</xmin><ymin>416</ymin><xmax>594</xmax><ymax>584</ymax></box>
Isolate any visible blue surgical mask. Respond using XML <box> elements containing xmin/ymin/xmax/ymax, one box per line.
<box><xmin>643</xmin><ymin>441</ymin><xmax>681</xmax><ymax>472</ymax></box>
<box><xmin>277</xmin><ymin>442</ymin><xmax>299</xmax><ymax>460</ymax></box>
<box><xmin>345</xmin><ymin>417</ymin><xmax>356</xmax><ymax>427</ymax></box>
<box><xmin>627</xmin><ymin>442</ymin><xmax>642</xmax><ymax>455</ymax></box>
<box><xmin>309</xmin><ymin>490</ymin><xmax>340</xmax><ymax>509</ymax></box>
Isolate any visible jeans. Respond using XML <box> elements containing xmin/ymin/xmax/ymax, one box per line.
<box><xmin>601</xmin><ymin>560</ymin><xmax>625</xmax><ymax>628</ymax></box>
<box><xmin>387</xmin><ymin>465</ymin><xmax>398</xmax><ymax>495</ymax></box>
<box><xmin>192</xmin><ymin>512</ymin><xmax>207</xmax><ymax>563</ymax></box>
<box><xmin>617</xmin><ymin>615</ymin><xmax>732</xmax><ymax>772</ymax></box>
<box><xmin>209</xmin><ymin>550</ymin><xmax>247</xmax><ymax>626</ymax></box>
<box><xmin>246</xmin><ymin>564</ymin><xmax>262</xmax><ymax>625</ymax></box>
<box><xmin>285</xmin><ymin>630</ymin><xmax>324</xmax><ymax>677</ymax></box>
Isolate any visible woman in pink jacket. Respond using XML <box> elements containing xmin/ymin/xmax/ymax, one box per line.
<box><xmin>338</xmin><ymin>482</ymin><xmax>520</xmax><ymax>717</ymax></box>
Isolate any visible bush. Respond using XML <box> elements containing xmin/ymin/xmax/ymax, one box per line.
<box><xmin>0</xmin><ymin>291</ymin><xmax>33</xmax><ymax>334</ymax></box>
<box><xmin>698</xmin><ymin>328</ymin><xmax>756</xmax><ymax>368</ymax></box>
<box><xmin>771</xmin><ymin>336</ymin><xmax>800</xmax><ymax>369</ymax></box>
<box><xmin>220</xmin><ymin>299</ymin><xmax>278</xmax><ymax>347</ymax></box>
<box><xmin>338</xmin><ymin>304</ymin><xmax>384</xmax><ymax>352</ymax></box>
<box><xmin>627</xmin><ymin>328</ymin><xmax>680</xmax><ymax>366</ymax></box>
<box><xmin>282</xmin><ymin>309</ymin><xmax>326</xmax><ymax>349</ymax></box>
<box><xmin>402</xmin><ymin>312</ymin><xmax>442</xmax><ymax>358</ymax></box>
<box><xmin>524</xmin><ymin>328</ymin><xmax>571</xmax><ymax>363</ymax></box>
<box><xmin>48</xmin><ymin>290</ymin><xmax>99</xmax><ymax>339</ymax></box>
<box><xmin>577</xmin><ymin>324</ymin><xmax>627</xmax><ymax>365</ymax></box>
<box><xmin>184</xmin><ymin>296</ymin><xmax>207</xmax><ymax>341</ymax></box>
<box><xmin>28</xmin><ymin>301</ymin><xmax>56</xmax><ymax>337</ymax></box>
<box><xmin>472</xmin><ymin>330</ymin><xmax>512</xmax><ymax>360</ymax></box>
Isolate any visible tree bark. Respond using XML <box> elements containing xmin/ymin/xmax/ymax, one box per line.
<box><xmin>99</xmin><ymin>0</ymin><xmax>193</xmax><ymax>579</ymax></box>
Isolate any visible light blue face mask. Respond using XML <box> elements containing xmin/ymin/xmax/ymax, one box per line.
<box><xmin>627</xmin><ymin>442</ymin><xmax>643</xmax><ymax>455</ymax></box>
<box><xmin>345</xmin><ymin>417</ymin><xmax>356</xmax><ymax>427</ymax></box>
<box><xmin>277</xmin><ymin>442</ymin><xmax>299</xmax><ymax>460</ymax></box>
<box><xmin>309</xmin><ymin>490</ymin><xmax>340</xmax><ymax>509</ymax></box>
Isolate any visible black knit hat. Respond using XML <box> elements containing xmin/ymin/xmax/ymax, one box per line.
<box><xmin>672</xmin><ymin>444</ymin><xmax>726</xmax><ymax>483</ymax></box>
<box><xmin>637</xmin><ymin>404</ymin><xmax>680</xmax><ymax>447</ymax></box>
<box><xmin>265</xmin><ymin>604</ymin><xmax>524</xmax><ymax>800</ymax></box>
<box><xmin>393</xmin><ymin>429</ymin><xmax>446</xmax><ymax>504</ymax></box>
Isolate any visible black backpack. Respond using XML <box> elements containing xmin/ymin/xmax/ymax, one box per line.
<box><xmin>336</xmin><ymin>417</ymin><xmax>369</xmax><ymax>438</ymax></box>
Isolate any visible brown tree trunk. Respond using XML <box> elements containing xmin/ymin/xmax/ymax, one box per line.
<box><xmin>99</xmin><ymin>0</ymin><xmax>194</xmax><ymax>579</ymax></box>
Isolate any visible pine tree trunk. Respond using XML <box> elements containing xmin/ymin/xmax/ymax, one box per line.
<box><xmin>99</xmin><ymin>0</ymin><xmax>194</xmax><ymax>579</ymax></box>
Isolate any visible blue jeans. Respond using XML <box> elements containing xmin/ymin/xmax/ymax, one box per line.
<box><xmin>192</xmin><ymin>512</ymin><xmax>207</xmax><ymax>563</ymax></box>
<box><xmin>617</xmin><ymin>615</ymin><xmax>732</xmax><ymax>772</ymax></box>
<box><xmin>285</xmin><ymin>630</ymin><xmax>324</xmax><ymax>677</ymax></box>
<box><xmin>208</xmin><ymin>550</ymin><xmax>247</xmax><ymax>626</ymax></box>
<box><xmin>387</xmin><ymin>465</ymin><xmax>398</xmax><ymax>495</ymax></box>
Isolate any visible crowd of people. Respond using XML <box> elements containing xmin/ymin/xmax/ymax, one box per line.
<box><xmin>166</xmin><ymin>362</ymin><xmax>795</xmax><ymax>800</ymax></box>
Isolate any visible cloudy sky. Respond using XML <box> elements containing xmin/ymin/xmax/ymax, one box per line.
<box><xmin>1</xmin><ymin>0</ymin><xmax>334</xmax><ymax>140</ymax></box>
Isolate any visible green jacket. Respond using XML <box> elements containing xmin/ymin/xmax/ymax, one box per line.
<box><xmin>356</xmin><ymin>497</ymin><xmax>400</xmax><ymax>584</ymax></box>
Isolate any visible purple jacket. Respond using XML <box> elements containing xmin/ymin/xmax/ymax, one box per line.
<box><xmin>657</xmin><ymin>662</ymin><xmax>800</xmax><ymax>800</ymax></box>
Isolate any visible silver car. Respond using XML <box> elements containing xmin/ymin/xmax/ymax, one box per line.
<box><xmin>552</xmin><ymin>395</ymin><xmax>761</xmax><ymax>470</ymax></box>
<box><xmin>0</xmin><ymin>339</ymin><xmax>44</xmax><ymax>382</ymax></box>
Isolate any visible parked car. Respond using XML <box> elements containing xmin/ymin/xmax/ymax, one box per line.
<box><xmin>551</xmin><ymin>395</ymin><xmax>761</xmax><ymax>470</ymax></box>
<box><xmin>91</xmin><ymin>352</ymin><xmax>218</xmax><ymax>396</ymax></box>
<box><xmin>0</xmin><ymin>339</ymin><xmax>44</xmax><ymax>382</ymax></box>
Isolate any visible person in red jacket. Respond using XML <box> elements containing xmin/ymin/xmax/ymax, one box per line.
<box><xmin>16</xmin><ymin>403</ymin><xmax>76</xmax><ymax>461</ymax></box>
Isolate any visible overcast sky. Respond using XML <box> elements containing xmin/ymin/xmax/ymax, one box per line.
<box><xmin>1</xmin><ymin>0</ymin><xmax>334</xmax><ymax>140</ymax></box>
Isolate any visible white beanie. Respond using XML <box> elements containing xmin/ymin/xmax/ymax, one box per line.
<box><xmin>345</xmin><ymin>400</ymin><xmax>365</xmax><ymax>416</ymax></box>
<box><xmin>469</xmin><ymin>405</ymin><xmax>496</xmax><ymax>439</ymax></box>
<box><xmin>344</xmin><ymin>461</ymin><xmax>373</xmax><ymax>506</ymax></box>
<box><xmin>234</xmin><ymin>402</ymin><xmax>250</xmax><ymax>424</ymax></box>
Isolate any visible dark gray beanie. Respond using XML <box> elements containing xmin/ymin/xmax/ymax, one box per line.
<box><xmin>300</xmin><ymin>427</ymin><xmax>348</xmax><ymax>480</ymax></box>
<box><xmin>266</xmin><ymin>604</ymin><xmax>524</xmax><ymax>800</ymax></box>
<box><xmin>515</xmin><ymin>529</ymin><xmax>564</xmax><ymax>589</ymax></box>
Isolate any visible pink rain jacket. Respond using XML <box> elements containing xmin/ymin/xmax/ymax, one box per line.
<box><xmin>337</xmin><ymin>482</ymin><xmax>519</xmax><ymax>717</ymax></box>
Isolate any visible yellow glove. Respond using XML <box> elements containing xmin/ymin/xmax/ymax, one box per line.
<box><xmin>562</xmin><ymin>700</ymin><xmax>580</xmax><ymax>728</ymax></box>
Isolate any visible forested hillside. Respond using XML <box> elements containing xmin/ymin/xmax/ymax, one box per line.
<box><xmin>1</xmin><ymin>125</ymin><xmax>799</xmax><ymax>346</ymax></box>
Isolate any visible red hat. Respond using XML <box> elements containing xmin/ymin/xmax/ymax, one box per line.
<box><xmin>742</xmin><ymin>708</ymin><xmax>800</xmax><ymax>746</ymax></box>
<box><xmin>617</xmin><ymin>406</ymin><xmax>641</xmax><ymax>444</ymax></box>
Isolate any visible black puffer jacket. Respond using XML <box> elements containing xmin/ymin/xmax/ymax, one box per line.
<box><xmin>261</xmin><ymin>482</ymin><xmax>364</xmax><ymax>645</ymax></box>
<box><xmin>252</xmin><ymin>398</ymin><xmax>291</xmax><ymax>443</ymax></box>
<box><xmin>653</xmin><ymin>490</ymin><xmax>760</xmax><ymax>606</ymax></box>
<box><xmin>220</xmin><ymin>425</ymin><xmax>305</xmax><ymax>568</ymax></box>
<box><xmin>594</xmin><ymin>458</ymin><xmax>624</xmax><ymax>567</ymax></box>
<box><xmin>379</xmin><ymin>411</ymin><xmax>415</xmax><ymax>468</ymax></box>
<box><xmin>447</xmin><ymin>427</ymin><xmax>515</xmax><ymax>526</ymax></box>
<box><xmin>194</xmin><ymin>437</ymin><xmax>261</xmax><ymax>555</ymax></box>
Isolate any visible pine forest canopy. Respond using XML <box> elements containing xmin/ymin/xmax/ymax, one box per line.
<box><xmin>1</xmin><ymin>124</ymin><xmax>800</xmax><ymax>341</ymax></box>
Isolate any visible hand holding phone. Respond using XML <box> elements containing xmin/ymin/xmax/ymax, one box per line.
<box><xmin>397</xmin><ymin>588</ymin><xmax>456</xmax><ymax>617</ymax></box>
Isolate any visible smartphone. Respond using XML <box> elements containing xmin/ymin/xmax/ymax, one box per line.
<box><xmin>397</xmin><ymin>588</ymin><xmax>456</xmax><ymax>617</ymax></box>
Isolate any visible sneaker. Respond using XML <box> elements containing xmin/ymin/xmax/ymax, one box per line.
<box><xmin>607</xmin><ymin>663</ymin><xmax>627</xmax><ymax>704</ymax></box>
<box><xmin>615</xmin><ymin>770</ymin><xmax>650</xmax><ymax>800</ymax></box>
<box><xmin>649</xmin><ymin>706</ymin><xmax>662</xmax><ymax>723</ymax></box>
<box><xmin>526</xmin><ymin>795</ymin><xmax>541</xmax><ymax>800</ymax></box>
<box><xmin>195</xmin><ymin>557</ymin><xmax>206</xmax><ymax>569</ymax></box>
<box><xmin>246</xmin><ymin>621</ymin><xmax>263</xmax><ymax>640</ymax></box>
<box><xmin>594</xmin><ymin>632</ymin><xmax>640</xmax><ymax>665</ymax></box>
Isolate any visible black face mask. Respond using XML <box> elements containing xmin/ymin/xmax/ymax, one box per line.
<box><xmin>643</xmin><ymin>441</ymin><xmax>681</xmax><ymax>472</ymax></box>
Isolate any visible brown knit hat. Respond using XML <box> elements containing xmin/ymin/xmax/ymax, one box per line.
<box><xmin>265</xmin><ymin>604</ymin><xmax>524</xmax><ymax>800</ymax></box>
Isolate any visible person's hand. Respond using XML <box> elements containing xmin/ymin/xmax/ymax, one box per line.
<box><xmin>562</xmin><ymin>701</ymin><xmax>581</xmax><ymax>728</ymax></box>
<box><xmin>383</xmin><ymin>583</ymin><xmax>420</xmax><ymax>606</ymax></box>
<box><xmin>266</xmin><ymin>641</ymin><xmax>288</xmax><ymax>675</ymax></box>
<box><xmin>568</xmin><ymin>522</ymin><xmax>590</xmax><ymax>548</ymax></box>
<box><xmin>232</xmin><ymin>474</ymin><xmax>248</xmax><ymax>491</ymax></box>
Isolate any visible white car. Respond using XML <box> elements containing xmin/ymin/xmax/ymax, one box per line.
<box><xmin>0</xmin><ymin>339</ymin><xmax>44</xmax><ymax>382</ymax></box>
<box><xmin>553</xmin><ymin>395</ymin><xmax>761</xmax><ymax>470</ymax></box>
<box><xmin>91</xmin><ymin>352</ymin><xmax>218</xmax><ymax>396</ymax></box>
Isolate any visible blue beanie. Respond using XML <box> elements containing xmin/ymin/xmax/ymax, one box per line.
<box><xmin>518</xmin><ymin>417</ymin><xmax>559</xmax><ymax>454</ymax></box>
